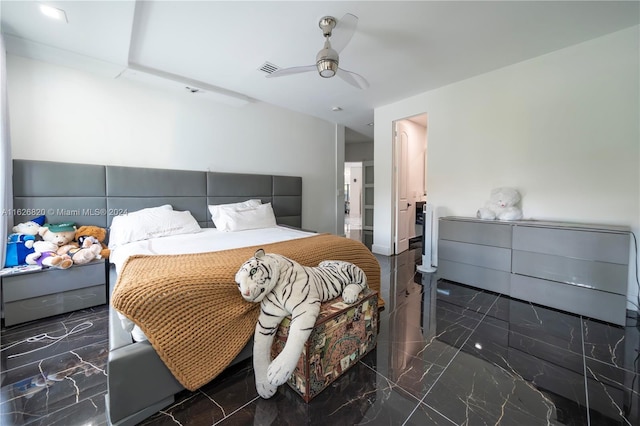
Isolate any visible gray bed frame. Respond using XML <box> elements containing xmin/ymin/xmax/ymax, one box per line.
<box><xmin>12</xmin><ymin>159</ymin><xmax>303</xmax><ymax>426</ymax></box>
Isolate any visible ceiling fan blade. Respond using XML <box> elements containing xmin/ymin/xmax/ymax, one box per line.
<box><xmin>331</xmin><ymin>13</ymin><xmax>358</xmax><ymax>54</ymax></box>
<box><xmin>336</xmin><ymin>68</ymin><xmax>369</xmax><ymax>90</ymax></box>
<box><xmin>266</xmin><ymin>65</ymin><xmax>316</xmax><ymax>78</ymax></box>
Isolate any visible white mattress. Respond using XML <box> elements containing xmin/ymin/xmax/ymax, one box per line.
<box><xmin>111</xmin><ymin>226</ymin><xmax>315</xmax><ymax>341</ymax></box>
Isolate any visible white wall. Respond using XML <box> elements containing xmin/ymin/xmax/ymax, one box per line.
<box><xmin>374</xmin><ymin>26</ymin><xmax>640</xmax><ymax>308</ymax></box>
<box><xmin>7</xmin><ymin>55</ymin><xmax>339</xmax><ymax>234</ymax></box>
<box><xmin>345</xmin><ymin>141</ymin><xmax>373</xmax><ymax>162</ymax></box>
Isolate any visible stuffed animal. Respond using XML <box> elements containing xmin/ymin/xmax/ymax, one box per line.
<box><xmin>477</xmin><ymin>187</ymin><xmax>523</xmax><ymax>221</ymax></box>
<box><xmin>12</xmin><ymin>215</ymin><xmax>45</xmax><ymax>236</ymax></box>
<box><xmin>25</xmin><ymin>241</ymin><xmax>72</xmax><ymax>269</ymax></box>
<box><xmin>39</xmin><ymin>223</ymin><xmax>77</xmax><ymax>247</ymax></box>
<box><xmin>5</xmin><ymin>234</ymin><xmax>37</xmax><ymax>267</ymax></box>
<box><xmin>74</xmin><ymin>225</ymin><xmax>109</xmax><ymax>259</ymax></box>
<box><xmin>58</xmin><ymin>236</ymin><xmax>102</xmax><ymax>265</ymax></box>
<box><xmin>4</xmin><ymin>216</ymin><xmax>45</xmax><ymax>267</ymax></box>
<box><xmin>235</xmin><ymin>249</ymin><xmax>368</xmax><ymax>399</ymax></box>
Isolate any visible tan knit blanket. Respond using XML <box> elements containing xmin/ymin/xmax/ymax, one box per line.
<box><xmin>111</xmin><ymin>233</ymin><xmax>382</xmax><ymax>391</ymax></box>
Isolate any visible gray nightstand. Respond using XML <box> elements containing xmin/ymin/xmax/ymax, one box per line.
<box><xmin>1</xmin><ymin>260</ymin><xmax>108</xmax><ymax>327</ymax></box>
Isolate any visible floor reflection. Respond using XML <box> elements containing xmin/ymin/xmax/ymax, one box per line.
<box><xmin>379</xmin><ymin>266</ymin><xmax>639</xmax><ymax>425</ymax></box>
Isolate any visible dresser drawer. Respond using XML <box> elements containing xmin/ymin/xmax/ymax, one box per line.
<box><xmin>3</xmin><ymin>285</ymin><xmax>106</xmax><ymax>326</ymax></box>
<box><xmin>512</xmin><ymin>226</ymin><xmax>629</xmax><ymax>264</ymax></box>
<box><xmin>512</xmin><ymin>250</ymin><xmax>627</xmax><ymax>294</ymax></box>
<box><xmin>2</xmin><ymin>261</ymin><xmax>106</xmax><ymax>302</ymax></box>
<box><xmin>439</xmin><ymin>219</ymin><xmax>512</xmax><ymax>248</ymax></box>
<box><xmin>510</xmin><ymin>274</ymin><xmax>626</xmax><ymax>326</ymax></box>
<box><xmin>438</xmin><ymin>259</ymin><xmax>511</xmax><ymax>295</ymax></box>
<box><xmin>439</xmin><ymin>240</ymin><xmax>511</xmax><ymax>271</ymax></box>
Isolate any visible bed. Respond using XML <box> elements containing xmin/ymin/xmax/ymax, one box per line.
<box><xmin>11</xmin><ymin>159</ymin><xmax>382</xmax><ymax>426</ymax></box>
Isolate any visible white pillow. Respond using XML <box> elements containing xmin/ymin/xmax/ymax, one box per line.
<box><xmin>109</xmin><ymin>205</ymin><xmax>173</xmax><ymax>248</ymax></box>
<box><xmin>208</xmin><ymin>199</ymin><xmax>262</xmax><ymax>225</ymax></box>
<box><xmin>109</xmin><ymin>207</ymin><xmax>201</xmax><ymax>248</ymax></box>
<box><xmin>215</xmin><ymin>203</ymin><xmax>277</xmax><ymax>232</ymax></box>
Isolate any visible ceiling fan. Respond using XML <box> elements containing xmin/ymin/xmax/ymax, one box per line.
<box><xmin>266</xmin><ymin>13</ymin><xmax>369</xmax><ymax>90</ymax></box>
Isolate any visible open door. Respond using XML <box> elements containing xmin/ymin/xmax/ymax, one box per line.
<box><xmin>393</xmin><ymin>114</ymin><xmax>427</xmax><ymax>255</ymax></box>
<box><xmin>362</xmin><ymin>161</ymin><xmax>374</xmax><ymax>249</ymax></box>
<box><xmin>394</xmin><ymin>121</ymin><xmax>410</xmax><ymax>254</ymax></box>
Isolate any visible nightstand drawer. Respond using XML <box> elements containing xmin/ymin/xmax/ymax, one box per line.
<box><xmin>3</xmin><ymin>285</ymin><xmax>106</xmax><ymax>326</ymax></box>
<box><xmin>3</xmin><ymin>261</ymin><xmax>106</xmax><ymax>302</ymax></box>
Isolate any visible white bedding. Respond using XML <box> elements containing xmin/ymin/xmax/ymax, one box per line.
<box><xmin>111</xmin><ymin>226</ymin><xmax>316</xmax><ymax>341</ymax></box>
<box><xmin>110</xmin><ymin>226</ymin><xmax>315</xmax><ymax>273</ymax></box>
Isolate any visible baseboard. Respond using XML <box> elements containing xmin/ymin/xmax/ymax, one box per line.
<box><xmin>371</xmin><ymin>244</ymin><xmax>392</xmax><ymax>256</ymax></box>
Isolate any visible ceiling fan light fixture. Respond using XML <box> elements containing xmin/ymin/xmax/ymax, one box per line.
<box><xmin>316</xmin><ymin>40</ymin><xmax>339</xmax><ymax>78</ymax></box>
<box><xmin>267</xmin><ymin>13</ymin><xmax>368</xmax><ymax>89</ymax></box>
<box><xmin>317</xmin><ymin>58</ymin><xmax>338</xmax><ymax>78</ymax></box>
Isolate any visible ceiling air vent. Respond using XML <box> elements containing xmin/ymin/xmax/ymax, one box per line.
<box><xmin>259</xmin><ymin>62</ymin><xmax>280</xmax><ymax>74</ymax></box>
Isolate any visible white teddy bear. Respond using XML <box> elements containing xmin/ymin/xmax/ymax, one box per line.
<box><xmin>477</xmin><ymin>187</ymin><xmax>523</xmax><ymax>221</ymax></box>
<box><xmin>12</xmin><ymin>220</ymin><xmax>42</xmax><ymax>236</ymax></box>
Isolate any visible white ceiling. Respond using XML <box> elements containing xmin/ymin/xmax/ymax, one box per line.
<box><xmin>1</xmin><ymin>1</ymin><xmax>638</xmax><ymax>142</ymax></box>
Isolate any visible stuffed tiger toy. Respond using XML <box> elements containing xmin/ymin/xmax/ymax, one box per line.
<box><xmin>235</xmin><ymin>248</ymin><xmax>368</xmax><ymax>399</ymax></box>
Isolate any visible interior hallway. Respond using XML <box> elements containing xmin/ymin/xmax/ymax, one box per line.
<box><xmin>344</xmin><ymin>213</ymin><xmax>362</xmax><ymax>243</ymax></box>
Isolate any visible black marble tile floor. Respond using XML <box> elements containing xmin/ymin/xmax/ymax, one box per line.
<box><xmin>1</xmin><ymin>305</ymin><xmax>109</xmax><ymax>425</ymax></box>
<box><xmin>1</xmin><ymin>249</ymin><xmax>639</xmax><ymax>425</ymax></box>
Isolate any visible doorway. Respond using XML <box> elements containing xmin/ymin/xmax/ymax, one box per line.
<box><xmin>393</xmin><ymin>114</ymin><xmax>427</xmax><ymax>254</ymax></box>
<box><xmin>344</xmin><ymin>162</ymin><xmax>363</xmax><ymax>242</ymax></box>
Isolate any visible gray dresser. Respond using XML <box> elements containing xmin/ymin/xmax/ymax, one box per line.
<box><xmin>437</xmin><ymin>217</ymin><xmax>630</xmax><ymax>325</ymax></box>
<box><xmin>1</xmin><ymin>260</ymin><xmax>107</xmax><ymax>326</ymax></box>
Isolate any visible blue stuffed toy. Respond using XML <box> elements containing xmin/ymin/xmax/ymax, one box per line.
<box><xmin>4</xmin><ymin>215</ymin><xmax>46</xmax><ymax>267</ymax></box>
<box><xmin>5</xmin><ymin>234</ymin><xmax>37</xmax><ymax>267</ymax></box>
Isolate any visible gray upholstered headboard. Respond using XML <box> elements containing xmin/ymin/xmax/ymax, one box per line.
<box><xmin>11</xmin><ymin>160</ymin><xmax>302</xmax><ymax>229</ymax></box>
